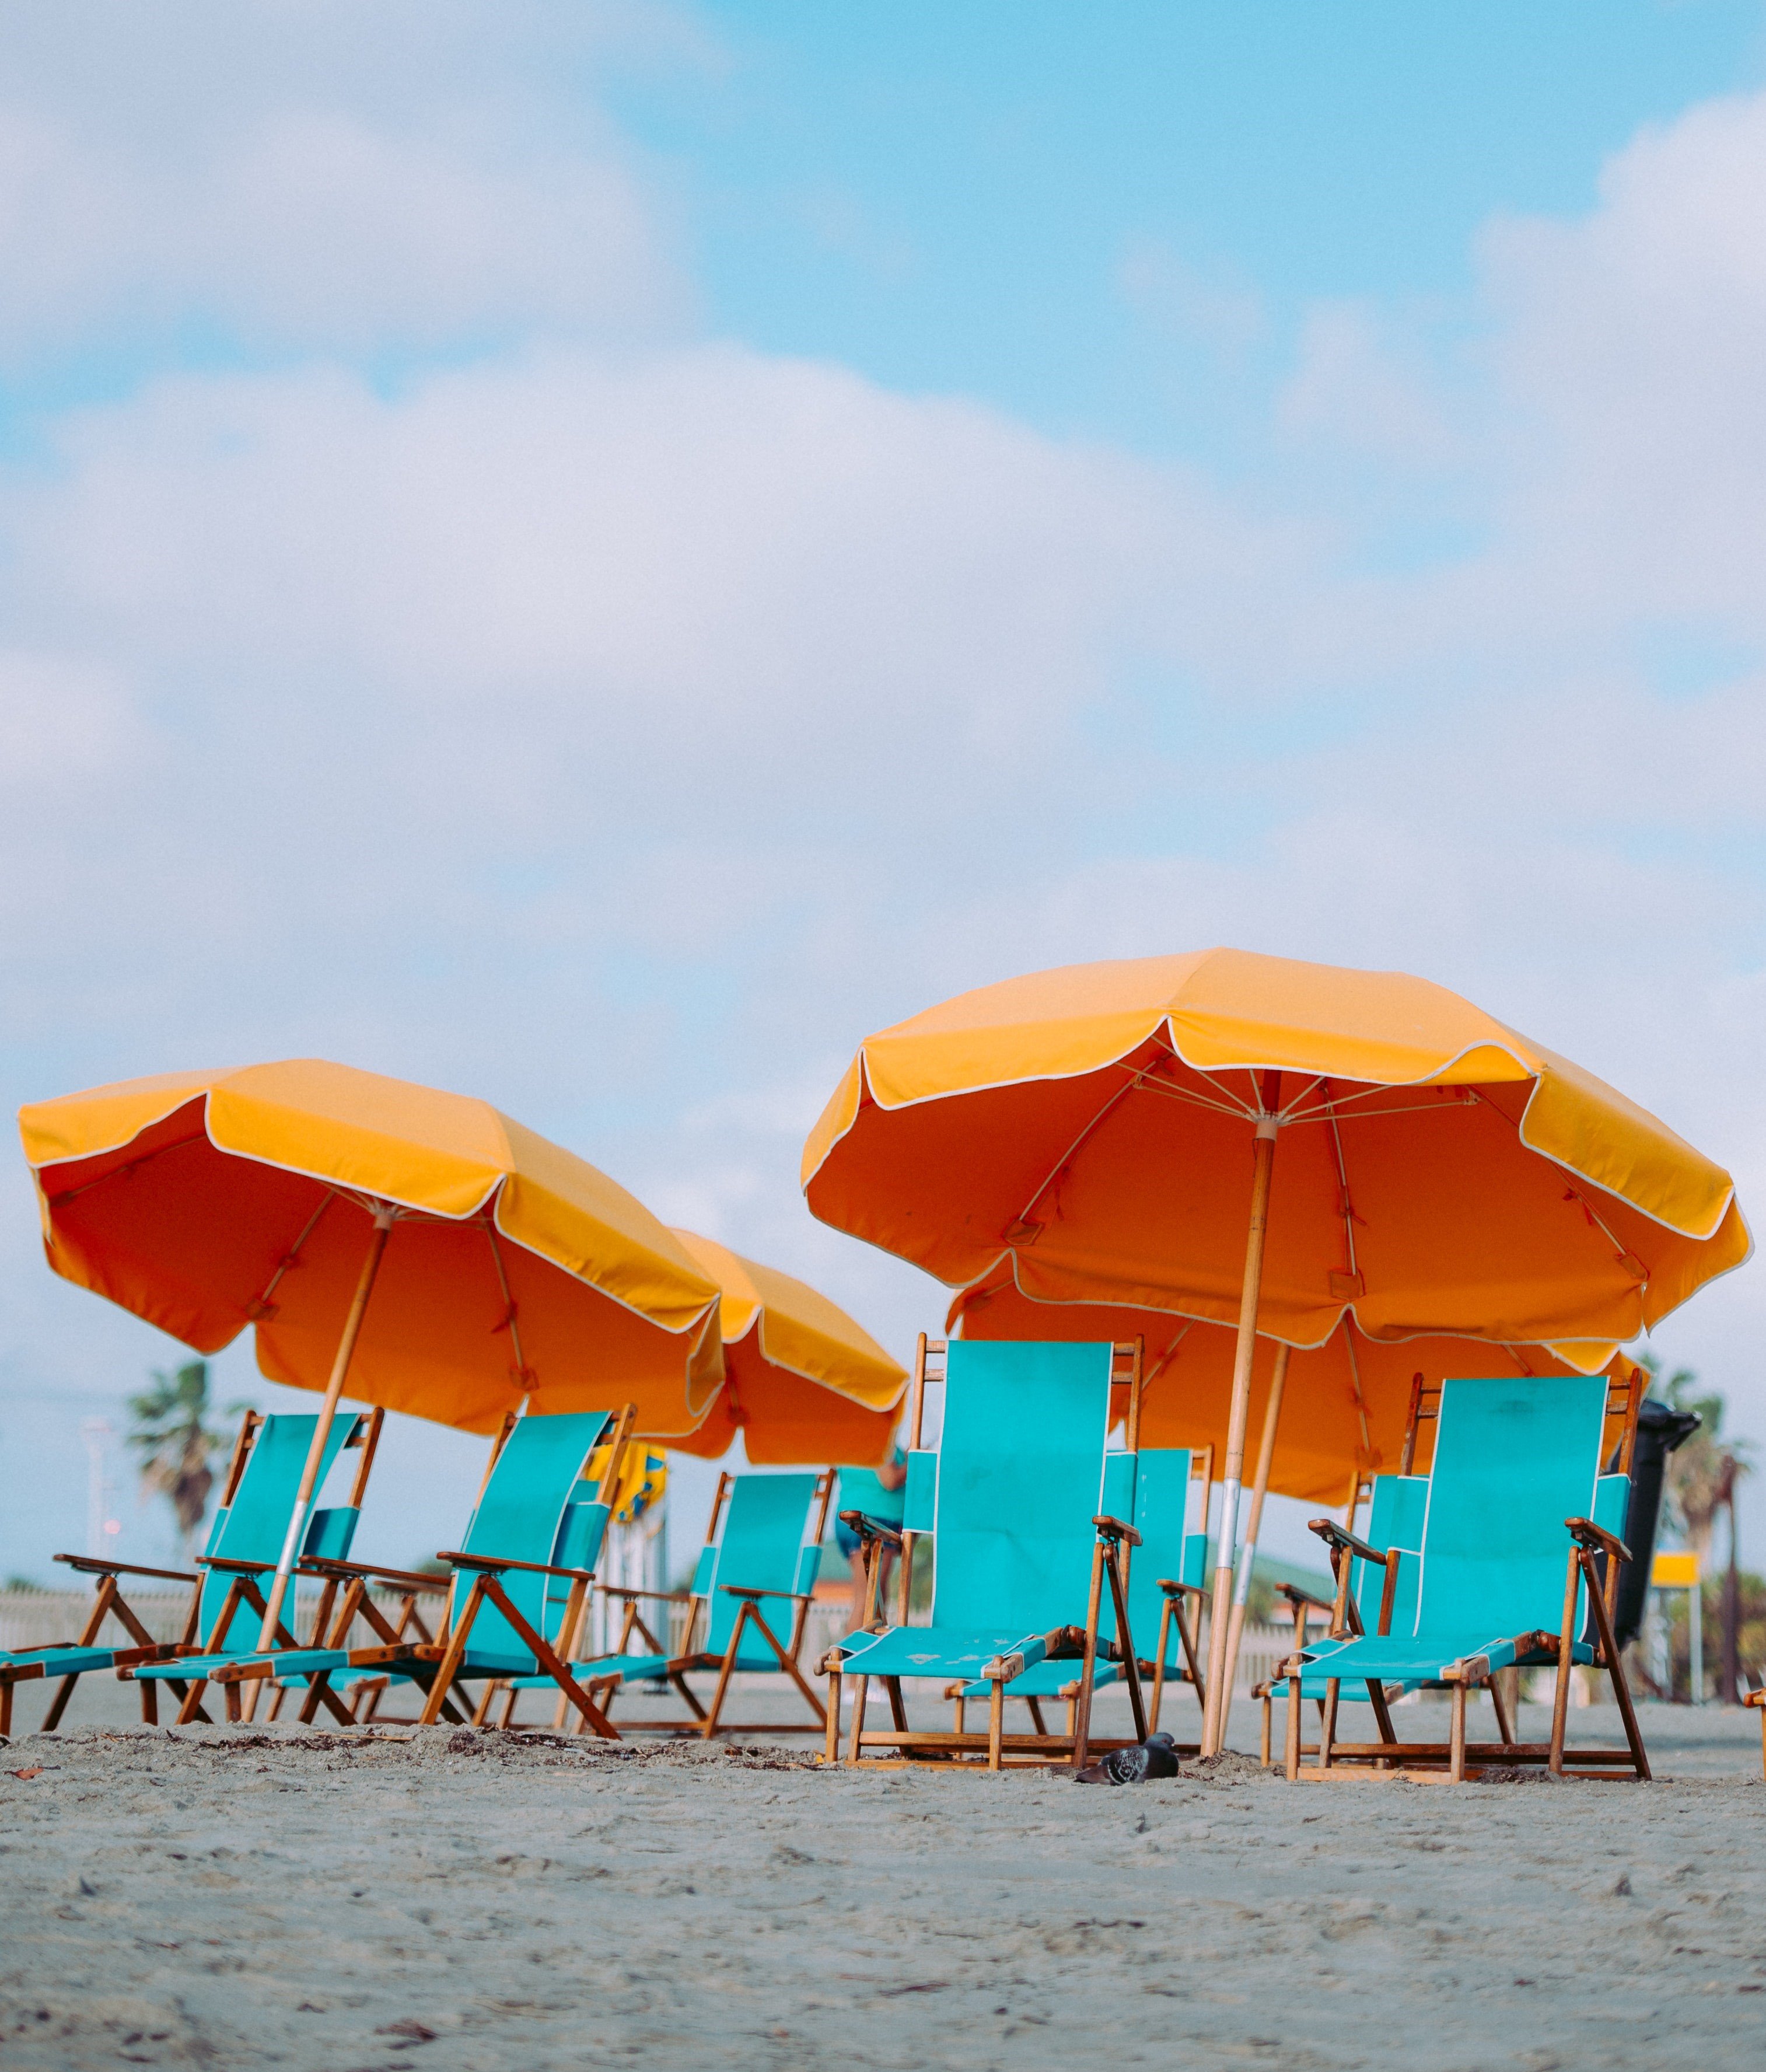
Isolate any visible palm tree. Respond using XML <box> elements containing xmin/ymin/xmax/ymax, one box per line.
<box><xmin>1643</xmin><ymin>1354</ymin><xmax>1744</xmax><ymax>1558</ymax></box>
<box><xmin>127</xmin><ymin>1360</ymin><xmax>236</xmax><ymax>1559</ymax></box>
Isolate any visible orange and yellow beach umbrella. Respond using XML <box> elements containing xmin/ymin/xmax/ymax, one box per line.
<box><xmin>21</xmin><ymin>1060</ymin><xmax>724</xmax><ymax>1640</ymax></box>
<box><xmin>667</xmin><ymin>1231</ymin><xmax>907</xmax><ymax>1467</ymax></box>
<box><xmin>804</xmin><ymin>948</ymin><xmax>1747</xmax><ymax>1748</ymax></box>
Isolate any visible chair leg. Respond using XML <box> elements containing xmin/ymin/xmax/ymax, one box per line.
<box><xmin>1260</xmin><ymin>1693</ymin><xmax>1271</xmax><ymax>1768</ymax></box>
<box><xmin>223</xmin><ymin>1680</ymin><xmax>243</xmax><ymax>1723</ymax></box>
<box><xmin>1449</xmin><ymin>1682</ymin><xmax>1467</xmax><ymax>1782</ymax></box>
<box><xmin>701</xmin><ymin>1603</ymin><xmax>751</xmax><ymax>1741</ymax></box>
<box><xmin>1026</xmin><ymin>1696</ymin><xmax>1047</xmax><ymax>1738</ymax></box>
<box><xmin>885</xmin><ymin>1676</ymin><xmax>907</xmax><ymax>1732</ymax></box>
<box><xmin>41</xmin><ymin>1673</ymin><xmax>81</xmax><ymax>1733</ymax></box>
<box><xmin>1318</xmin><ymin>1680</ymin><xmax>1340</xmax><ymax>1772</ymax></box>
<box><xmin>138</xmin><ymin>1679</ymin><xmax>159</xmax><ymax>1727</ymax></box>
<box><xmin>824</xmin><ymin>1667</ymin><xmax>842</xmax><ymax>1763</ymax></box>
<box><xmin>0</xmin><ymin>1681</ymin><xmax>12</xmax><ymax>1741</ymax></box>
<box><xmin>1582</xmin><ymin>1547</ymin><xmax>1650</xmax><ymax>1781</ymax></box>
<box><xmin>987</xmin><ymin>1678</ymin><xmax>1005</xmax><ymax>1771</ymax></box>
<box><xmin>1284</xmin><ymin>1675</ymin><xmax>1302</xmax><ymax>1780</ymax></box>
<box><xmin>1488</xmin><ymin>1671</ymin><xmax>1515</xmax><ymax>1748</ymax></box>
<box><xmin>1548</xmin><ymin>1545</ymin><xmax>1581</xmax><ymax>1777</ymax></box>
<box><xmin>847</xmin><ymin>1675</ymin><xmax>870</xmax><ymax>1763</ymax></box>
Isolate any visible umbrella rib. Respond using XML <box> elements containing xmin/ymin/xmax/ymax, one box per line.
<box><xmin>44</xmin><ymin>1129</ymin><xmax>208</xmax><ymax>1206</ymax></box>
<box><xmin>1326</xmin><ymin>1098</ymin><xmax>1360</xmax><ymax>1285</ymax></box>
<box><xmin>1113</xmin><ymin>1068</ymin><xmax>1260</xmax><ymax>1123</ymax></box>
<box><xmin>1012</xmin><ymin>1074</ymin><xmax>1144</xmax><ymax>1230</ymax></box>
<box><xmin>1341</xmin><ymin>1322</ymin><xmax>1373</xmax><ymax>1458</ymax></box>
<box><xmin>1282</xmin><ymin>1094</ymin><xmax>1481</xmax><ymax>1126</ymax></box>
<box><xmin>247</xmin><ymin>1189</ymin><xmax>338</xmax><ymax>1318</ymax></box>
<box><xmin>485</xmin><ymin>1218</ymin><xmax>533</xmax><ymax>1390</ymax></box>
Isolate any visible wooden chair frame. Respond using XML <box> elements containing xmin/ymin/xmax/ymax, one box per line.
<box><xmin>826</xmin><ymin>1334</ymin><xmax>1150</xmax><ymax>1770</ymax></box>
<box><xmin>206</xmin><ymin>1405</ymin><xmax>633</xmax><ymax>1736</ymax></box>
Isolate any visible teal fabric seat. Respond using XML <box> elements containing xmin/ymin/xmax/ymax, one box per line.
<box><xmin>521</xmin><ymin>1469</ymin><xmax>833</xmax><ymax>1740</ymax></box>
<box><xmin>828</xmin><ymin>1339</ymin><xmax>1123</xmax><ymax>1763</ymax></box>
<box><xmin>954</xmin><ymin>1444</ymin><xmax>1209</xmax><ymax>1709</ymax></box>
<box><xmin>176</xmin><ymin>1411</ymin><xmax>619</xmax><ymax>1730</ymax></box>
<box><xmin>1287</xmin><ymin>1374</ymin><xmax>1652</xmax><ymax>1783</ymax></box>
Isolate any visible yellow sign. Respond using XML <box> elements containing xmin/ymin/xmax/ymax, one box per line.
<box><xmin>1651</xmin><ymin>1550</ymin><xmax>1699</xmax><ymax>1588</ymax></box>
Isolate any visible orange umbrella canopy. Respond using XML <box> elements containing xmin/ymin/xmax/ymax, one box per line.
<box><xmin>949</xmin><ymin>1264</ymin><xmax>1621</xmax><ymax>1503</ymax></box>
<box><xmin>805</xmin><ymin>948</ymin><xmax>1748</xmax><ymax>1351</ymax></box>
<box><xmin>20</xmin><ymin>1060</ymin><xmax>725</xmax><ymax>1436</ymax></box>
<box><xmin>666</xmin><ymin>1231</ymin><xmax>907</xmax><ymax>1466</ymax></box>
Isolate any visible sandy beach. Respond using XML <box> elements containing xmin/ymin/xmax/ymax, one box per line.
<box><xmin>3</xmin><ymin>1691</ymin><xmax>1762</xmax><ymax>2071</ymax></box>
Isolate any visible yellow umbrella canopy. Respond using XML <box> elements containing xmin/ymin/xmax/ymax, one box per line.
<box><xmin>665</xmin><ymin>1231</ymin><xmax>907</xmax><ymax>1466</ymax></box>
<box><xmin>805</xmin><ymin>946</ymin><xmax>1747</xmax><ymax>1750</ymax></box>
<box><xmin>949</xmin><ymin>1261</ymin><xmax>1618</xmax><ymax>1504</ymax></box>
<box><xmin>805</xmin><ymin>948</ymin><xmax>1746</xmax><ymax>1349</ymax></box>
<box><xmin>22</xmin><ymin>1060</ymin><xmax>724</xmax><ymax>1431</ymax></box>
<box><xmin>21</xmin><ymin>1060</ymin><xmax>725</xmax><ymax>1641</ymax></box>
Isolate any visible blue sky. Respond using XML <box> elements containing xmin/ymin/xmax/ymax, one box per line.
<box><xmin>623</xmin><ymin>3</ymin><xmax>1766</xmax><ymax>453</ymax></box>
<box><xmin>1</xmin><ymin>1</ymin><xmax>1763</xmax><ymax>1582</ymax></box>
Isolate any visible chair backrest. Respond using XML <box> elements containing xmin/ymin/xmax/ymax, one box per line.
<box><xmin>197</xmin><ymin>1413</ymin><xmax>359</xmax><ymax>1644</ymax></box>
<box><xmin>1085</xmin><ymin>1447</ymin><xmax>1207</xmax><ymax>1662</ymax></box>
<box><xmin>918</xmin><ymin>1339</ymin><xmax>1114</xmax><ymax>1635</ymax></box>
<box><xmin>1348</xmin><ymin>1473</ymin><xmax>1429</xmax><ymax>1636</ymax></box>
<box><xmin>453</xmin><ymin>1411</ymin><xmax>616</xmax><ymax>1666</ymax></box>
<box><xmin>1414</xmin><ymin>1375</ymin><xmax>1608</xmax><ymax>1639</ymax></box>
<box><xmin>694</xmin><ymin>1473</ymin><xmax>824</xmax><ymax>1657</ymax></box>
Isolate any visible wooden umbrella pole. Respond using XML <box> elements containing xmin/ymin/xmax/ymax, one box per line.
<box><xmin>1201</xmin><ymin>1091</ymin><xmax>1279</xmax><ymax>1756</ymax></box>
<box><xmin>1219</xmin><ymin>1342</ymin><xmax>1289</xmax><ymax>1722</ymax></box>
<box><xmin>256</xmin><ymin>1208</ymin><xmax>394</xmax><ymax>1651</ymax></box>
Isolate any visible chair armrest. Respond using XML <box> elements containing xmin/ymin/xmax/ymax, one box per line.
<box><xmin>195</xmin><ymin>1554</ymin><xmax>277</xmax><ymax>1575</ymax></box>
<box><xmin>1309</xmin><ymin>1518</ymin><xmax>1386</xmax><ymax>1567</ymax></box>
<box><xmin>54</xmin><ymin>1553</ymin><xmax>198</xmax><ymax>1585</ymax></box>
<box><xmin>1275</xmin><ymin>1580</ymin><xmax>1335</xmax><ymax>1611</ymax></box>
<box><xmin>1153</xmin><ymin>1577</ymin><xmax>1205</xmax><ymax>1599</ymax></box>
<box><xmin>436</xmin><ymin>1550</ymin><xmax>596</xmax><ymax>1584</ymax></box>
<box><xmin>1093</xmin><ymin>1514</ymin><xmax>1142</xmax><ymax>1547</ymax></box>
<box><xmin>837</xmin><ymin>1509</ymin><xmax>904</xmax><ymax>1550</ymax></box>
<box><xmin>298</xmin><ymin>1556</ymin><xmax>449</xmax><ymax>1593</ymax></box>
<box><xmin>1566</xmin><ymin>1517</ymin><xmax>1632</xmax><ymax>1565</ymax></box>
<box><xmin>597</xmin><ymin>1584</ymin><xmax>691</xmax><ymax>1603</ymax></box>
<box><xmin>718</xmin><ymin>1585</ymin><xmax>808</xmax><ymax>1603</ymax></box>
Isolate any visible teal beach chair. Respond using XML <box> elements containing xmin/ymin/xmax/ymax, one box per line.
<box><xmin>945</xmin><ymin>1439</ymin><xmax>1212</xmax><ymax>1748</ymax></box>
<box><xmin>538</xmin><ymin>1467</ymin><xmax>836</xmax><ymax>1739</ymax></box>
<box><xmin>1283</xmin><ymin>1371</ymin><xmax>1648</xmax><ymax>1782</ymax></box>
<box><xmin>122</xmin><ymin>1406</ymin><xmax>383</xmax><ymax>1724</ymax></box>
<box><xmin>188</xmin><ymin>1407</ymin><xmax>630</xmax><ymax>1736</ymax></box>
<box><xmin>824</xmin><ymin>1336</ymin><xmax>1144</xmax><ymax>1771</ymax></box>
<box><xmin>0</xmin><ymin>1553</ymin><xmax>204</xmax><ymax>1740</ymax></box>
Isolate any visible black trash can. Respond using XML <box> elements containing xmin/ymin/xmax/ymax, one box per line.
<box><xmin>1613</xmin><ymin>1397</ymin><xmax>1702</xmax><ymax>1650</ymax></box>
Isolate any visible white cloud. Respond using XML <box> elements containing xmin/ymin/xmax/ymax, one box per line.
<box><xmin>0</xmin><ymin>1</ymin><xmax>686</xmax><ymax>357</ymax></box>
